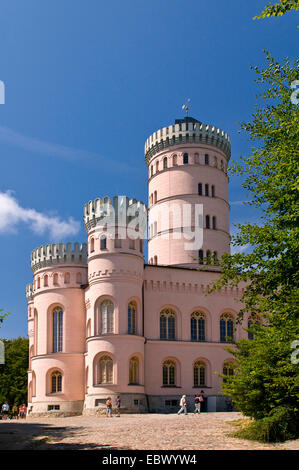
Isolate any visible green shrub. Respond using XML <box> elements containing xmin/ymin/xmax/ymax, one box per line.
<box><xmin>233</xmin><ymin>407</ymin><xmax>299</xmax><ymax>443</ymax></box>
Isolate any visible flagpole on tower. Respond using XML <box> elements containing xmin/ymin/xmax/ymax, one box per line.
<box><xmin>182</xmin><ymin>98</ymin><xmax>191</xmax><ymax>118</ymax></box>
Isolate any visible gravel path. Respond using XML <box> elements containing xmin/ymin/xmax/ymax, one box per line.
<box><xmin>0</xmin><ymin>412</ymin><xmax>298</xmax><ymax>450</ymax></box>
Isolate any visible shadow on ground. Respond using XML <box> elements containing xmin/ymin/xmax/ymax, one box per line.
<box><xmin>0</xmin><ymin>421</ymin><xmax>126</xmax><ymax>450</ymax></box>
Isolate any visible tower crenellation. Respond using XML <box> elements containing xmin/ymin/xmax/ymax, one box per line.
<box><xmin>30</xmin><ymin>242</ymin><xmax>88</xmax><ymax>273</ymax></box>
<box><xmin>84</xmin><ymin>195</ymin><xmax>147</xmax><ymax>231</ymax></box>
<box><xmin>145</xmin><ymin>117</ymin><xmax>231</xmax><ymax>164</ymax></box>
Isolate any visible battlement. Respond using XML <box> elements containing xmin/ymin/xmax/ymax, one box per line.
<box><xmin>26</xmin><ymin>283</ymin><xmax>34</xmax><ymax>301</ymax></box>
<box><xmin>144</xmin><ymin>117</ymin><xmax>231</xmax><ymax>163</ymax></box>
<box><xmin>84</xmin><ymin>196</ymin><xmax>147</xmax><ymax>231</ymax></box>
<box><xmin>31</xmin><ymin>242</ymin><xmax>88</xmax><ymax>273</ymax></box>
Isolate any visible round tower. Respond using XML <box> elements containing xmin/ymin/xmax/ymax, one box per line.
<box><xmin>83</xmin><ymin>195</ymin><xmax>148</xmax><ymax>413</ymax></box>
<box><xmin>145</xmin><ymin>116</ymin><xmax>231</xmax><ymax>269</ymax></box>
<box><xmin>26</xmin><ymin>242</ymin><xmax>88</xmax><ymax>416</ymax></box>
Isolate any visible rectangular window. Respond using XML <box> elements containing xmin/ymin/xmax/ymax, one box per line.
<box><xmin>205</xmin><ymin>184</ymin><xmax>209</xmax><ymax>197</ymax></box>
<box><xmin>198</xmin><ymin>183</ymin><xmax>202</xmax><ymax>195</ymax></box>
<box><xmin>183</xmin><ymin>153</ymin><xmax>188</xmax><ymax>164</ymax></box>
<box><xmin>205</xmin><ymin>154</ymin><xmax>209</xmax><ymax>165</ymax></box>
<box><xmin>48</xmin><ymin>405</ymin><xmax>60</xmax><ymax>411</ymax></box>
<box><xmin>212</xmin><ymin>185</ymin><xmax>215</xmax><ymax>197</ymax></box>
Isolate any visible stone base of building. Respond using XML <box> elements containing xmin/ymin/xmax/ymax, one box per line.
<box><xmin>83</xmin><ymin>393</ymin><xmax>148</xmax><ymax>415</ymax></box>
<box><xmin>27</xmin><ymin>400</ymin><xmax>84</xmax><ymax>417</ymax></box>
<box><xmin>147</xmin><ymin>394</ymin><xmax>233</xmax><ymax>413</ymax></box>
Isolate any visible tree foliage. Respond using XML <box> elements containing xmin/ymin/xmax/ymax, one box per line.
<box><xmin>0</xmin><ymin>337</ymin><xmax>29</xmax><ymax>406</ymax></box>
<box><xmin>253</xmin><ymin>0</ymin><xmax>299</xmax><ymax>19</ymax></box>
<box><xmin>212</xmin><ymin>52</ymin><xmax>299</xmax><ymax>441</ymax></box>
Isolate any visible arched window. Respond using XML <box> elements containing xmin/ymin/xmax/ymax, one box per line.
<box><xmin>206</xmin><ymin>250</ymin><xmax>212</xmax><ymax>264</ymax></box>
<box><xmin>213</xmin><ymin>251</ymin><xmax>218</xmax><ymax>265</ymax></box>
<box><xmin>139</xmin><ymin>239</ymin><xmax>143</xmax><ymax>253</ymax></box>
<box><xmin>64</xmin><ymin>272</ymin><xmax>70</xmax><ymax>284</ymax></box>
<box><xmin>156</xmin><ymin>161</ymin><xmax>159</xmax><ymax>172</ymax></box>
<box><xmin>52</xmin><ymin>307</ymin><xmax>63</xmax><ymax>352</ymax></box>
<box><xmin>99</xmin><ymin>300</ymin><xmax>114</xmax><ymax>334</ymax></box>
<box><xmin>212</xmin><ymin>216</ymin><xmax>217</xmax><ymax>230</ymax></box>
<box><xmin>51</xmin><ymin>371</ymin><xmax>62</xmax><ymax>393</ymax></box>
<box><xmin>220</xmin><ymin>313</ymin><xmax>234</xmax><ymax>342</ymax></box>
<box><xmin>191</xmin><ymin>312</ymin><xmax>205</xmax><ymax>341</ymax></box>
<box><xmin>205</xmin><ymin>154</ymin><xmax>209</xmax><ymax>165</ymax></box>
<box><xmin>160</xmin><ymin>309</ymin><xmax>176</xmax><ymax>340</ymax></box>
<box><xmin>183</xmin><ymin>153</ymin><xmax>189</xmax><ymax>164</ymax></box>
<box><xmin>90</xmin><ymin>237</ymin><xmax>95</xmax><ymax>252</ymax></box>
<box><xmin>205</xmin><ymin>184</ymin><xmax>209</xmax><ymax>197</ymax></box>
<box><xmin>223</xmin><ymin>361</ymin><xmax>234</xmax><ymax>378</ymax></box>
<box><xmin>212</xmin><ymin>185</ymin><xmax>215</xmax><ymax>197</ymax></box>
<box><xmin>194</xmin><ymin>361</ymin><xmax>206</xmax><ymax>387</ymax></box>
<box><xmin>154</xmin><ymin>191</ymin><xmax>157</xmax><ymax>204</ymax></box>
<box><xmin>163</xmin><ymin>157</ymin><xmax>168</xmax><ymax>169</ymax></box>
<box><xmin>53</xmin><ymin>273</ymin><xmax>59</xmax><ymax>285</ymax></box>
<box><xmin>162</xmin><ymin>360</ymin><xmax>176</xmax><ymax>386</ymax></box>
<box><xmin>154</xmin><ymin>255</ymin><xmax>158</xmax><ymax>265</ymax></box>
<box><xmin>128</xmin><ymin>301</ymin><xmax>137</xmax><ymax>334</ymax></box>
<box><xmin>100</xmin><ymin>236</ymin><xmax>107</xmax><ymax>250</ymax></box>
<box><xmin>172</xmin><ymin>154</ymin><xmax>177</xmax><ymax>166</ymax></box>
<box><xmin>198</xmin><ymin>250</ymin><xmax>204</xmax><ymax>264</ymax></box>
<box><xmin>129</xmin><ymin>356</ymin><xmax>139</xmax><ymax>384</ymax></box>
<box><xmin>198</xmin><ymin>183</ymin><xmax>202</xmax><ymax>195</ymax></box>
<box><xmin>194</xmin><ymin>153</ymin><xmax>199</xmax><ymax>164</ymax></box>
<box><xmin>44</xmin><ymin>275</ymin><xmax>48</xmax><ymax>287</ymax></box>
<box><xmin>37</xmin><ymin>277</ymin><xmax>40</xmax><ymax>289</ymax></box>
<box><xmin>214</xmin><ymin>156</ymin><xmax>218</xmax><ymax>167</ymax></box>
<box><xmin>151</xmin><ymin>165</ymin><xmax>153</xmax><ymax>177</ymax></box>
<box><xmin>206</xmin><ymin>215</ymin><xmax>210</xmax><ymax>229</ymax></box>
<box><xmin>98</xmin><ymin>356</ymin><xmax>113</xmax><ymax>384</ymax></box>
<box><xmin>76</xmin><ymin>272</ymin><xmax>82</xmax><ymax>284</ymax></box>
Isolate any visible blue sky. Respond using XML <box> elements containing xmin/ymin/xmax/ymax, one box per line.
<box><xmin>0</xmin><ymin>0</ymin><xmax>298</xmax><ymax>338</ymax></box>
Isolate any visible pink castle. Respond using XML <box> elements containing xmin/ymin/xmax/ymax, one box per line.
<box><xmin>26</xmin><ymin>116</ymin><xmax>248</xmax><ymax>415</ymax></box>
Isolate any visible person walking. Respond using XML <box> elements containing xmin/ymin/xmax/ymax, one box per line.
<box><xmin>177</xmin><ymin>395</ymin><xmax>187</xmax><ymax>415</ymax></box>
<box><xmin>12</xmin><ymin>403</ymin><xmax>18</xmax><ymax>419</ymax></box>
<box><xmin>193</xmin><ymin>394</ymin><xmax>201</xmax><ymax>414</ymax></box>
<box><xmin>1</xmin><ymin>402</ymin><xmax>9</xmax><ymax>420</ymax></box>
<box><xmin>115</xmin><ymin>396</ymin><xmax>121</xmax><ymax>417</ymax></box>
<box><xmin>21</xmin><ymin>404</ymin><xmax>27</xmax><ymax>419</ymax></box>
<box><xmin>106</xmin><ymin>397</ymin><xmax>113</xmax><ymax>417</ymax></box>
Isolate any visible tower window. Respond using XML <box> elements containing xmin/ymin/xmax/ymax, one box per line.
<box><xmin>156</xmin><ymin>161</ymin><xmax>159</xmax><ymax>172</ymax></box>
<box><xmin>52</xmin><ymin>307</ymin><xmax>63</xmax><ymax>353</ymax></box>
<box><xmin>206</xmin><ymin>215</ymin><xmax>210</xmax><ymax>229</ymax></box>
<box><xmin>212</xmin><ymin>185</ymin><xmax>215</xmax><ymax>197</ymax></box>
<box><xmin>205</xmin><ymin>154</ymin><xmax>209</xmax><ymax>165</ymax></box>
<box><xmin>212</xmin><ymin>216</ymin><xmax>217</xmax><ymax>230</ymax></box>
<box><xmin>100</xmin><ymin>236</ymin><xmax>107</xmax><ymax>250</ymax></box>
<box><xmin>163</xmin><ymin>157</ymin><xmax>168</xmax><ymax>169</ymax></box>
<box><xmin>205</xmin><ymin>184</ymin><xmax>209</xmax><ymax>197</ymax></box>
<box><xmin>183</xmin><ymin>153</ymin><xmax>188</xmax><ymax>164</ymax></box>
<box><xmin>198</xmin><ymin>183</ymin><xmax>202</xmax><ymax>196</ymax></box>
<box><xmin>198</xmin><ymin>250</ymin><xmax>204</xmax><ymax>264</ymax></box>
<box><xmin>128</xmin><ymin>302</ymin><xmax>137</xmax><ymax>334</ymax></box>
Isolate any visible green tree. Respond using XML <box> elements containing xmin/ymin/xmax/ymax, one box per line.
<box><xmin>0</xmin><ymin>337</ymin><xmax>29</xmax><ymax>406</ymax></box>
<box><xmin>253</xmin><ymin>0</ymin><xmax>299</xmax><ymax>19</ymax></box>
<box><xmin>0</xmin><ymin>309</ymin><xmax>10</xmax><ymax>328</ymax></box>
<box><xmin>212</xmin><ymin>52</ymin><xmax>299</xmax><ymax>442</ymax></box>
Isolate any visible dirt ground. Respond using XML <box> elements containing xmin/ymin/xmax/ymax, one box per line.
<box><xmin>0</xmin><ymin>412</ymin><xmax>298</xmax><ymax>450</ymax></box>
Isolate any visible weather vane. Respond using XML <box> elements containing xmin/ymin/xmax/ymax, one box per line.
<box><xmin>182</xmin><ymin>98</ymin><xmax>191</xmax><ymax>117</ymax></box>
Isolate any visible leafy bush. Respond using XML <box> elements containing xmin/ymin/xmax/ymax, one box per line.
<box><xmin>232</xmin><ymin>407</ymin><xmax>299</xmax><ymax>443</ymax></box>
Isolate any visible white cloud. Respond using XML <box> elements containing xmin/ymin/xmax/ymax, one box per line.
<box><xmin>0</xmin><ymin>126</ymin><xmax>138</xmax><ymax>173</ymax></box>
<box><xmin>0</xmin><ymin>191</ymin><xmax>80</xmax><ymax>239</ymax></box>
